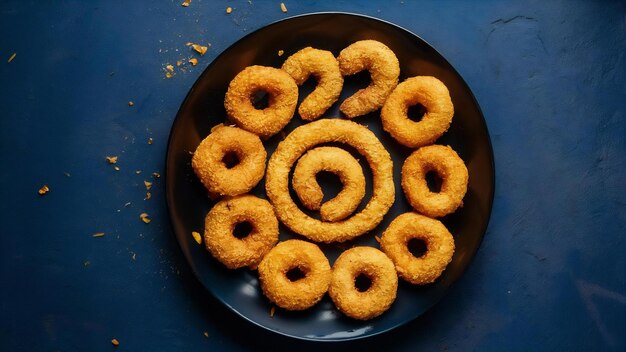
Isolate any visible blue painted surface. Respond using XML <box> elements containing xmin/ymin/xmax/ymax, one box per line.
<box><xmin>0</xmin><ymin>0</ymin><xmax>624</xmax><ymax>351</ymax></box>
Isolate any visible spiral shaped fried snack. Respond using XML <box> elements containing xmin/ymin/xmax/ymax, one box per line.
<box><xmin>258</xmin><ymin>240</ymin><xmax>331</xmax><ymax>311</ymax></box>
<box><xmin>204</xmin><ymin>194</ymin><xmax>279</xmax><ymax>269</ymax></box>
<box><xmin>329</xmin><ymin>246</ymin><xmax>398</xmax><ymax>320</ymax></box>
<box><xmin>192</xmin><ymin>125</ymin><xmax>267</xmax><ymax>197</ymax></box>
<box><xmin>381</xmin><ymin>76</ymin><xmax>454</xmax><ymax>148</ymax></box>
<box><xmin>337</xmin><ymin>40</ymin><xmax>400</xmax><ymax>118</ymax></box>
<box><xmin>401</xmin><ymin>145</ymin><xmax>468</xmax><ymax>218</ymax></box>
<box><xmin>224</xmin><ymin>65</ymin><xmax>298</xmax><ymax>139</ymax></box>
<box><xmin>281</xmin><ymin>47</ymin><xmax>344</xmax><ymax>121</ymax></box>
<box><xmin>380</xmin><ymin>212</ymin><xmax>455</xmax><ymax>285</ymax></box>
<box><xmin>266</xmin><ymin>119</ymin><xmax>395</xmax><ymax>243</ymax></box>
<box><xmin>292</xmin><ymin>146</ymin><xmax>365</xmax><ymax>222</ymax></box>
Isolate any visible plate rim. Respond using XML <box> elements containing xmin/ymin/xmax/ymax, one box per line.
<box><xmin>165</xmin><ymin>11</ymin><xmax>496</xmax><ymax>342</ymax></box>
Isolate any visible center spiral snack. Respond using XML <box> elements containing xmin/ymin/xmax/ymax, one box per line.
<box><xmin>265</xmin><ymin>119</ymin><xmax>395</xmax><ymax>243</ymax></box>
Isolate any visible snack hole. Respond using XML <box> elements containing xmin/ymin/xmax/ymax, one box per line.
<box><xmin>408</xmin><ymin>238</ymin><xmax>428</xmax><ymax>258</ymax></box>
<box><xmin>407</xmin><ymin>103</ymin><xmax>427</xmax><ymax>123</ymax></box>
<box><xmin>222</xmin><ymin>151</ymin><xmax>240</xmax><ymax>169</ymax></box>
<box><xmin>233</xmin><ymin>221</ymin><xmax>253</xmax><ymax>239</ymax></box>
<box><xmin>354</xmin><ymin>273</ymin><xmax>372</xmax><ymax>292</ymax></box>
<box><xmin>286</xmin><ymin>267</ymin><xmax>306</xmax><ymax>282</ymax></box>
<box><xmin>425</xmin><ymin>170</ymin><xmax>443</xmax><ymax>193</ymax></box>
<box><xmin>251</xmin><ymin>90</ymin><xmax>270</xmax><ymax>110</ymax></box>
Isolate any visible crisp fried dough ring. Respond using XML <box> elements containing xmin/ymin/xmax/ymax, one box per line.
<box><xmin>266</xmin><ymin>119</ymin><xmax>395</xmax><ymax>243</ymax></box>
<box><xmin>329</xmin><ymin>247</ymin><xmax>398</xmax><ymax>320</ymax></box>
<box><xmin>337</xmin><ymin>40</ymin><xmax>400</xmax><ymax>118</ymax></box>
<box><xmin>292</xmin><ymin>147</ymin><xmax>365</xmax><ymax>222</ymax></box>
<box><xmin>380</xmin><ymin>212</ymin><xmax>455</xmax><ymax>285</ymax></box>
<box><xmin>192</xmin><ymin>125</ymin><xmax>266</xmax><ymax>197</ymax></box>
<box><xmin>381</xmin><ymin>76</ymin><xmax>454</xmax><ymax>148</ymax></box>
<box><xmin>281</xmin><ymin>47</ymin><xmax>343</xmax><ymax>121</ymax></box>
<box><xmin>204</xmin><ymin>195</ymin><xmax>279</xmax><ymax>269</ymax></box>
<box><xmin>224</xmin><ymin>65</ymin><xmax>298</xmax><ymax>139</ymax></box>
<box><xmin>258</xmin><ymin>240</ymin><xmax>331</xmax><ymax>311</ymax></box>
<box><xmin>402</xmin><ymin>145</ymin><xmax>468</xmax><ymax>218</ymax></box>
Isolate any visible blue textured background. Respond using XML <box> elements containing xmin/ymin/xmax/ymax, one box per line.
<box><xmin>0</xmin><ymin>0</ymin><xmax>624</xmax><ymax>351</ymax></box>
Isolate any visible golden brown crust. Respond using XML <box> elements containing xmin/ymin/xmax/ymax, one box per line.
<box><xmin>329</xmin><ymin>247</ymin><xmax>398</xmax><ymax>320</ymax></box>
<box><xmin>192</xmin><ymin>125</ymin><xmax>266</xmax><ymax>197</ymax></box>
<box><xmin>204</xmin><ymin>195</ymin><xmax>279</xmax><ymax>269</ymax></box>
<box><xmin>224</xmin><ymin>65</ymin><xmax>298</xmax><ymax>139</ymax></box>
<box><xmin>337</xmin><ymin>40</ymin><xmax>400</xmax><ymax>118</ymax></box>
<box><xmin>281</xmin><ymin>47</ymin><xmax>343</xmax><ymax>121</ymax></box>
<box><xmin>401</xmin><ymin>145</ymin><xmax>468</xmax><ymax>217</ymax></box>
<box><xmin>381</xmin><ymin>76</ymin><xmax>454</xmax><ymax>148</ymax></box>
<box><xmin>265</xmin><ymin>119</ymin><xmax>395</xmax><ymax>243</ymax></box>
<box><xmin>380</xmin><ymin>212</ymin><xmax>455</xmax><ymax>284</ymax></box>
<box><xmin>258</xmin><ymin>240</ymin><xmax>331</xmax><ymax>310</ymax></box>
<box><xmin>292</xmin><ymin>146</ymin><xmax>365</xmax><ymax>222</ymax></box>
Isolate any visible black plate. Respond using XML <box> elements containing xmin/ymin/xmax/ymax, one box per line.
<box><xmin>165</xmin><ymin>13</ymin><xmax>495</xmax><ymax>341</ymax></box>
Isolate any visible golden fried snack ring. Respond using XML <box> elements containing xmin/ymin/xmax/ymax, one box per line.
<box><xmin>381</xmin><ymin>76</ymin><xmax>454</xmax><ymax>148</ymax></box>
<box><xmin>292</xmin><ymin>146</ymin><xmax>365</xmax><ymax>222</ymax></box>
<box><xmin>380</xmin><ymin>212</ymin><xmax>455</xmax><ymax>285</ymax></box>
<box><xmin>224</xmin><ymin>65</ymin><xmax>298</xmax><ymax>139</ymax></box>
<box><xmin>402</xmin><ymin>145</ymin><xmax>468</xmax><ymax>218</ymax></box>
<box><xmin>204</xmin><ymin>194</ymin><xmax>279</xmax><ymax>269</ymax></box>
<box><xmin>329</xmin><ymin>247</ymin><xmax>398</xmax><ymax>320</ymax></box>
<box><xmin>337</xmin><ymin>40</ymin><xmax>400</xmax><ymax>118</ymax></box>
<box><xmin>281</xmin><ymin>47</ymin><xmax>344</xmax><ymax>121</ymax></box>
<box><xmin>265</xmin><ymin>119</ymin><xmax>395</xmax><ymax>243</ymax></box>
<box><xmin>192</xmin><ymin>125</ymin><xmax>266</xmax><ymax>197</ymax></box>
<box><xmin>258</xmin><ymin>240</ymin><xmax>331</xmax><ymax>311</ymax></box>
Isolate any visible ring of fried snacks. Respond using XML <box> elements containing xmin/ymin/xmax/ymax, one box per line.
<box><xmin>337</xmin><ymin>40</ymin><xmax>400</xmax><ymax>118</ymax></box>
<box><xmin>204</xmin><ymin>194</ymin><xmax>279</xmax><ymax>269</ymax></box>
<box><xmin>381</xmin><ymin>76</ymin><xmax>454</xmax><ymax>148</ymax></box>
<box><xmin>380</xmin><ymin>212</ymin><xmax>455</xmax><ymax>285</ymax></box>
<box><xmin>401</xmin><ymin>145</ymin><xmax>468</xmax><ymax>218</ymax></box>
<box><xmin>281</xmin><ymin>47</ymin><xmax>344</xmax><ymax>121</ymax></box>
<box><xmin>328</xmin><ymin>247</ymin><xmax>398</xmax><ymax>320</ymax></box>
<box><xmin>265</xmin><ymin>119</ymin><xmax>395</xmax><ymax>243</ymax></box>
<box><xmin>192</xmin><ymin>125</ymin><xmax>266</xmax><ymax>197</ymax></box>
<box><xmin>224</xmin><ymin>65</ymin><xmax>298</xmax><ymax>139</ymax></box>
<box><xmin>292</xmin><ymin>146</ymin><xmax>365</xmax><ymax>222</ymax></box>
<box><xmin>258</xmin><ymin>240</ymin><xmax>331</xmax><ymax>310</ymax></box>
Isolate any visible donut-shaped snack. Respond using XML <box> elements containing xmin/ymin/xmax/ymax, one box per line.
<box><xmin>381</xmin><ymin>76</ymin><xmax>454</xmax><ymax>148</ymax></box>
<box><xmin>380</xmin><ymin>212</ymin><xmax>455</xmax><ymax>285</ymax></box>
<box><xmin>281</xmin><ymin>47</ymin><xmax>344</xmax><ymax>121</ymax></box>
<box><xmin>292</xmin><ymin>146</ymin><xmax>365</xmax><ymax>222</ymax></box>
<box><xmin>401</xmin><ymin>145</ymin><xmax>468</xmax><ymax>218</ymax></box>
<box><xmin>328</xmin><ymin>247</ymin><xmax>398</xmax><ymax>320</ymax></box>
<box><xmin>224</xmin><ymin>65</ymin><xmax>298</xmax><ymax>139</ymax></box>
<box><xmin>258</xmin><ymin>240</ymin><xmax>331</xmax><ymax>311</ymax></box>
<box><xmin>265</xmin><ymin>119</ymin><xmax>395</xmax><ymax>243</ymax></box>
<box><xmin>204</xmin><ymin>194</ymin><xmax>279</xmax><ymax>269</ymax></box>
<box><xmin>337</xmin><ymin>40</ymin><xmax>400</xmax><ymax>118</ymax></box>
<box><xmin>192</xmin><ymin>125</ymin><xmax>266</xmax><ymax>197</ymax></box>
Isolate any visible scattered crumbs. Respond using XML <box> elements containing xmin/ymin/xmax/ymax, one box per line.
<box><xmin>92</xmin><ymin>232</ymin><xmax>106</xmax><ymax>238</ymax></box>
<box><xmin>145</xmin><ymin>192</ymin><xmax>152</xmax><ymax>200</ymax></box>
<box><xmin>166</xmin><ymin>64</ymin><xmax>175</xmax><ymax>72</ymax></box>
<box><xmin>106</xmin><ymin>156</ymin><xmax>118</xmax><ymax>164</ymax></box>
<box><xmin>203</xmin><ymin>331</ymin><xmax>209</xmax><ymax>338</ymax></box>
<box><xmin>64</xmin><ymin>172</ymin><xmax>71</xmax><ymax>177</ymax></box>
<box><xmin>144</xmin><ymin>180</ymin><xmax>153</xmax><ymax>190</ymax></box>
<box><xmin>83</xmin><ymin>260</ymin><xmax>91</xmax><ymax>267</ymax></box>
<box><xmin>148</xmin><ymin>137</ymin><xmax>153</xmax><ymax>145</ymax></box>
<box><xmin>192</xmin><ymin>231</ymin><xmax>202</xmax><ymax>244</ymax></box>
<box><xmin>166</xmin><ymin>71</ymin><xmax>174</xmax><ymax>79</ymax></box>
<box><xmin>113</xmin><ymin>165</ymin><xmax>120</xmax><ymax>171</ymax></box>
<box><xmin>128</xmin><ymin>101</ymin><xmax>134</xmax><ymax>107</ymax></box>
<box><xmin>111</xmin><ymin>338</ymin><xmax>119</xmax><ymax>346</ymax></box>
<box><xmin>38</xmin><ymin>185</ymin><xmax>50</xmax><ymax>195</ymax></box>
<box><xmin>270</xmin><ymin>306</ymin><xmax>276</xmax><ymax>317</ymax></box>
<box><xmin>280</xmin><ymin>2</ymin><xmax>287</xmax><ymax>12</ymax></box>
<box><xmin>176</xmin><ymin>60</ymin><xmax>183</xmax><ymax>67</ymax></box>
<box><xmin>188</xmin><ymin>57</ymin><xmax>198</xmax><ymax>66</ymax></box>
<box><xmin>132</xmin><ymin>252</ymin><xmax>137</xmax><ymax>261</ymax></box>
<box><xmin>7</xmin><ymin>52</ymin><xmax>16</xmax><ymax>63</ymax></box>
<box><xmin>375</xmin><ymin>236</ymin><xmax>381</xmax><ymax>243</ymax></box>
<box><xmin>136</xmin><ymin>170</ymin><xmax>142</xmax><ymax>175</ymax></box>
<box><xmin>152</xmin><ymin>172</ymin><xmax>161</xmax><ymax>178</ymax></box>
<box><xmin>226</xmin><ymin>7</ymin><xmax>232</xmax><ymax>14</ymax></box>
<box><xmin>181</xmin><ymin>0</ymin><xmax>191</xmax><ymax>7</ymax></box>
<box><xmin>191</xmin><ymin>44</ymin><xmax>208</xmax><ymax>55</ymax></box>
<box><xmin>140</xmin><ymin>212</ymin><xmax>151</xmax><ymax>224</ymax></box>
<box><xmin>278</xmin><ymin>50</ymin><xmax>284</xmax><ymax>56</ymax></box>
<box><xmin>124</xmin><ymin>202</ymin><xmax>132</xmax><ymax>207</ymax></box>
